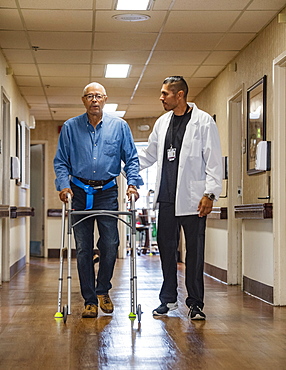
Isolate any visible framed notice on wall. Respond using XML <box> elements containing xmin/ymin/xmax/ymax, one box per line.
<box><xmin>246</xmin><ymin>75</ymin><xmax>267</xmax><ymax>175</ymax></box>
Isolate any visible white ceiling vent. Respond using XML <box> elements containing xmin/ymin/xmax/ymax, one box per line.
<box><xmin>112</xmin><ymin>14</ymin><xmax>150</xmax><ymax>22</ymax></box>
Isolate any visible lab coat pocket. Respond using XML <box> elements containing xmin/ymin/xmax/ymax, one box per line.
<box><xmin>103</xmin><ymin>139</ymin><xmax>119</xmax><ymax>156</ymax></box>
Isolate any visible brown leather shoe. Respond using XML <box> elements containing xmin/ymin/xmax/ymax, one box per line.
<box><xmin>97</xmin><ymin>294</ymin><xmax>114</xmax><ymax>313</ymax></box>
<box><xmin>82</xmin><ymin>304</ymin><xmax>98</xmax><ymax>318</ymax></box>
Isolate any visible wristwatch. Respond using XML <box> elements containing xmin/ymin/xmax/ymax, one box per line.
<box><xmin>203</xmin><ymin>193</ymin><xmax>215</xmax><ymax>201</ymax></box>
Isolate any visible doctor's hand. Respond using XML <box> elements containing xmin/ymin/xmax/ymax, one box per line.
<box><xmin>59</xmin><ymin>188</ymin><xmax>74</xmax><ymax>203</ymax></box>
<box><xmin>197</xmin><ymin>196</ymin><xmax>213</xmax><ymax>217</ymax></box>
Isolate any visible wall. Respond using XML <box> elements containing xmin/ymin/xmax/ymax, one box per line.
<box><xmin>0</xmin><ymin>50</ymin><xmax>31</xmax><ymax>279</ymax></box>
<box><xmin>195</xmin><ymin>10</ymin><xmax>286</xmax><ymax>300</ymax></box>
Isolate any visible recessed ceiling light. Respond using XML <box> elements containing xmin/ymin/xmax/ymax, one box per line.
<box><xmin>105</xmin><ymin>64</ymin><xmax>131</xmax><ymax>78</ymax></box>
<box><xmin>115</xmin><ymin>0</ymin><xmax>152</xmax><ymax>11</ymax></box>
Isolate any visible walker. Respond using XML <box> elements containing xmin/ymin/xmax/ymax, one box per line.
<box><xmin>54</xmin><ymin>193</ymin><xmax>141</xmax><ymax>323</ymax></box>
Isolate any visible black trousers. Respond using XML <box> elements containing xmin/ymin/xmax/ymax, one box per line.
<box><xmin>157</xmin><ymin>202</ymin><xmax>206</xmax><ymax>309</ymax></box>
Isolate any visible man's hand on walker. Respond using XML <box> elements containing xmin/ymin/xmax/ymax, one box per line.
<box><xmin>126</xmin><ymin>185</ymin><xmax>139</xmax><ymax>201</ymax></box>
<box><xmin>59</xmin><ymin>188</ymin><xmax>74</xmax><ymax>203</ymax></box>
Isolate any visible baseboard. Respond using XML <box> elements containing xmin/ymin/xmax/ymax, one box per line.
<box><xmin>10</xmin><ymin>255</ymin><xmax>26</xmax><ymax>279</ymax></box>
<box><xmin>204</xmin><ymin>262</ymin><xmax>227</xmax><ymax>283</ymax></box>
<box><xmin>243</xmin><ymin>275</ymin><xmax>273</xmax><ymax>304</ymax></box>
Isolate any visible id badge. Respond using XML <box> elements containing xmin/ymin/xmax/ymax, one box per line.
<box><xmin>167</xmin><ymin>147</ymin><xmax>176</xmax><ymax>161</ymax></box>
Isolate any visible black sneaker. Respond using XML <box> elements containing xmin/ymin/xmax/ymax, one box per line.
<box><xmin>188</xmin><ymin>305</ymin><xmax>206</xmax><ymax>320</ymax></box>
<box><xmin>152</xmin><ymin>302</ymin><xmax>178</xmax><ymax>316</ymax></box>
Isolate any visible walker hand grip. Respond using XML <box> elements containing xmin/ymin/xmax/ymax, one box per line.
<box><xmin>130</xmin><ymin>193</ymin><xmax>136</xmax><ymax>211</ymax></box>
<box><xmin>66</xmin><ymin>192</ymin><xmax>72</xmax><ymax>210</ymax></box>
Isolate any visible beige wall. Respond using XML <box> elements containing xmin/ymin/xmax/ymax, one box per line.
<box><xmin>194</xmin><ymin>11</ymin><xmax>286</xmax><ymax>205</ymax></box>
<box><xmin>0</xmin><ymin>50</ymin><xmax>31</xmax><ymax>277</ymax></box>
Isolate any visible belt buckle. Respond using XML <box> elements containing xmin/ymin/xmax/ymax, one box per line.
<box><xmin>93</xmin><ymin>185</ymin><xmax>103</xmax><ymax>190</ymax></box>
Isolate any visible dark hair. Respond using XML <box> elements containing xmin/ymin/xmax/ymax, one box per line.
<box><xmin>163</xmin><ymin>76</ymin><xmax>188</xmax><ymax>98</ymax></box>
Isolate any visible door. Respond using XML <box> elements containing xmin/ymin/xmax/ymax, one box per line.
<box><xmin>30</xmin><ymin>144</ymin><xmax>44</xmax><ymax>257</ymax></box>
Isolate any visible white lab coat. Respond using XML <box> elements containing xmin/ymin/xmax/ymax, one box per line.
<box><xmin>139</xmin><ymin>103</ymin><xmax>223</xmax><ymax>216</ymax></box>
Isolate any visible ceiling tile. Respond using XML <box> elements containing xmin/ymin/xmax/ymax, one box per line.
<box><xmin>143</xmin><ymin>64</ymin><xmax>198</xmax><ymax>79</ymax></box>
<box><xmin>203</xmin><ymin>51</ymin><xmax>239</xmax><ymax>65</ymax></box>
<box><xmin>0</xmin><ymin>9</ymin><xmax>23</xmax><ymax>29</ymax></box>
<box><xmin>22</xmin><ymin>9</ymin><xmax>93</xmax><ymax>31</ymax></box>
<box><xmin>45</xmin><ymin>87</ymin><xmax>83</xmax><ymax>96</ymax></box>
<box><xmin>90</xmin><ymin>77</ymin><xmax>139</xmax><ymax>89</ymax></box>
<box><xmin>248</xmin><ymin>0</ymin><xmax>286</xmax><ymax>10</ymax></box>
<box><xmin>14</xmin><ymin>76</ymin><xmax>42</xmax><ymax>86</ymax></box>
<box><xmin>150</xmin><ymin>51</ymin><xmax>209</xmax><ymax>65</ymax></box>
<box><xmin>25</xmin><ymin>95</ymin><xmax>47</xmax><ymax>104</ymax></box>
<box><xmin>1</xmin><ymin>1</ymin><xmax>17</xmax><ymax>8</ymax></box>
<box><xmin>19</xmin><ymin>86</ymin><xmax>44</xmax><ymax>95</ymax></box>
<box><xmin>28</xmin><ymin>31</ymin><xmax>92</xmax><ymax>50</ymax></box>
<box><xmin>47</xmin><ymin>96</ymin><xmax>83</xmax><ymax>105</ymax></box>
<box><xmin>2</xmin><ymin>49</ymin><xmax>34</xmax><ymax>63</ymax></box>
<box><xmin>34</xmin><ymin>50</ymin><xmax>91</xmax><ymax>64</ymax></box>
<box><xmin>19</xmin><ymin>0</ymin><xmax>93</xmax><ymax>9</ymax></box>
<box><xmin>157</xmin><ymin>33</ymin><xmax>224</xmax><ymax>50</ymax></box>
<box><xmin>164</xmin><ymin>11</ymin><xmax>241</xmax><ymax>33</ymax></box>
<box><xmin>215</xmin><ymin>33</ymin><xmax>256</xmax><ymax>50</ymax></box>
<box><xmin>172</xmin><ymin>0</ymin><xmax>250</xmax><ymax>10</ymax></box>
<box><xmin>231</xmin><ymin>11</ymin><xmax>278</xmax><ymax>32</ymax></box>
<box><xmin>94</xmin><ymin>33</ymin><xmax>158</xmax><ymax>50</ymax></box>
<box><xmin>0</xmin><ymin>31</ymin><xmax>30</xmax><ymax>49</ymax></box>
<box><xmin>193</xmin><ymin>65</ymin><xmax>225</xmax><ymax>78</ymax></box>
<box><xmin>12</xmin><ymin>63</ymin><xmax>39</xmax><ymax>75</ymax></box>
<box><xmin>152</xmin><ymin>0</ymin><xmax>173</xmax><ymax>10</ymax></box>
<box><xmin>92</xmin><ymin>50</ymin><xmax>150</xmax><ymax>64</ymax></box>
<box><xmin>41</xmin><ymin>76</ymin><xmax>90</xmax><ymax>87</ymax></box>
<box><xmin>90</xmin><ymin>64</ymin><xmax>106</xmax><ymax>77</ymax></box>
<box><xmin>38</xmin><ymin>64</ymin><xmax>91</xmax><ymax>77</ymax></box>
<box><xmin>187</xmin><ymin>77</ymin><xmax>214</xmax><ymax>88</ymax></box>
<box><xmin>95</xmin><ymin>0</ymin><xmax>113</xmax><ymax>10</ymax></box>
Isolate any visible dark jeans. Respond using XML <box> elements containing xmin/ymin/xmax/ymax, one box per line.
<box><xmin>157</xmin><ymin>202</ymin><xmax>206</xmax><ymax>309</ymax></box>
<box><xmin>71</xmin><ymin>183</ymin><xmax>119</xmax><ymax>306</ymax></box>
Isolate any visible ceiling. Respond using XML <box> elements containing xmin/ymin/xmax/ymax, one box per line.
<box><xmin>0</xmin><ymin>0</ymin><xmax>285</xmax><ymax>121</ymax></box>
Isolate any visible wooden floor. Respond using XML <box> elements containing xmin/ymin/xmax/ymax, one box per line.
<box><xmin>0</xmin><ymin>256</ymin><xmax>285</xmax><ymax>369</ymax></box>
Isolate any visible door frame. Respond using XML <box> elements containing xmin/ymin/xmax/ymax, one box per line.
<box><xmin>273</xmin><ymin>51</ymin><xmax>286</xmax><ymax>305</ymax></box>
<box><xmin>227</xmin><ymin>88</ymin><xmax>243</xmax><ymax>285</ymax></box>
<box><xmin>30</xmin><ymin>140</ymin><xmax>48</xmax><ymax>257</ymax></box>
<box><xmin>1</xmin><ymin>87</ymin><xmax>11</xmax><ymax>282</ymax></box>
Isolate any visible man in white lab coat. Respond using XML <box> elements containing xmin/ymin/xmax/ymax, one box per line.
<box><xmin>139</xmin><ymin>76</ymin><xmax>222</xmax><ymax>319</ymax></box>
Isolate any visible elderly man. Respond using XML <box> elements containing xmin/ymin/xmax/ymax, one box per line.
<box><xmin>54</xmin><ymin>82</ymin><xmax>142</xmax><ymax>318</ymax></box>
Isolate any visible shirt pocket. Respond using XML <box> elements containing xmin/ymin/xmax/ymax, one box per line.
<box><xmin>103</xmin><ymin>139</ymin><xmax>119</xmax><ymax>156</ymax></box>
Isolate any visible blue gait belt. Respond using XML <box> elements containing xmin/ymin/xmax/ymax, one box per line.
<box><xmin>71</xmin><ymin>176</ymin><xmax>116</xmax><ymax>210</ymax></box>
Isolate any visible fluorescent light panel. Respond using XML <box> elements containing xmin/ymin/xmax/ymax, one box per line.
<box><xmin>115</xmin><ymin>0</ymin><xmax>151</xmax><ymax>10</ymax></box>
<box><xmin>105</xmin><ymin>64</ymin><xmax>130</xmax><ymax>78</ymax></box>
<box><xmin>103</xmin><ymin>104</ymin><xmax>118</xmax><ymax>112</ymax></box>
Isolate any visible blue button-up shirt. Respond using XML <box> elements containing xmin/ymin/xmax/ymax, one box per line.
<box><xmin>54</xmin><ymin>112</ymin><xmax>143</xmax><ymax>191</ymax></box>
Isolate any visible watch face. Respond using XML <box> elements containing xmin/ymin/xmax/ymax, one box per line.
<box><xmin>209</xmin><ymin>194</ymin><xmax>215</xmax><ymax>200</ymax></box>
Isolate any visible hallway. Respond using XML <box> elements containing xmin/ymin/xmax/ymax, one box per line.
<box><xmin>0</xmin><ymin>256</ymin><xmax>285</xmax><ymax>369</ymax></box>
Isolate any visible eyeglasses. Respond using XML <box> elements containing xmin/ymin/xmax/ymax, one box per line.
<box><xmin>84</xmin><ymin>94</ymin><xmax>106</xmax><ymax>101</ymax></box>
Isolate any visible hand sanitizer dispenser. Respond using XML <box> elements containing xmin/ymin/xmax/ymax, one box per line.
<box><xmin>255</xmin><ymin>141</ymin><xmax>271</xmax><ymax>171</ymax></box>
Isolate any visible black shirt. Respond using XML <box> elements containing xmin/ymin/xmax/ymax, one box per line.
<box><xmin>158</xmin><ymin>108</ymin><xmax>192</xmax><ymax>203</ymax></box>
